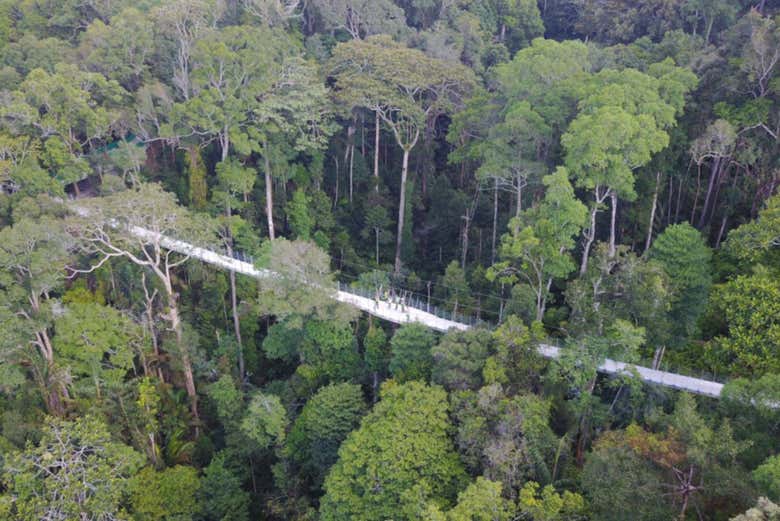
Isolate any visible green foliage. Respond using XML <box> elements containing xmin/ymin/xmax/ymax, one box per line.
<box><xmin>286</xmin><ymin>382</ymin><xmax>367</xmax><ymax>488</ymax></box>
<box><xmin>241</xmin><ymin>391</ymin><xmax>288</xmax><ymax>450</ymax></box>
<box><xmin>1</xmin><ymin>415</ymin><xmax>145</xmax><ymax>521</ymax></box>
<box><xmin>451</xmin><ymin>385</ymin><xmax>557</xmax><ymax>490</ymax></box>
<box><xmin>488</xmin><ymin>168</ymin><xmax>587</xmax><ymax>321</ymax></box>
<box><xmin>582</xmin><ymin>443</ymin><xmax>672</xmax><ymax>521</ymax></box>
<box><xmin>424</xmin><ymin>476</ymin><xmax>515</xmax><ymax>521</ymax></box>
<box><xmin>725</xmin><ymin>193</ymin><xmax>780</xmax><ymax>269</ymax></box>
<box><xmin>650</xmin><ymin>223</ymin><xmax>712</xmax><ymax>345</ymax></box>
<box><xmin>129</xmin><ymin>465</ymin><xmax>201</xmax><ymax>521</ymax></box>
<box><xmin>517</xmin><ymin>481</ymin><xmax>587</xmax><ymax>521</ymax></box>
<box><xmin>389</xmin><ymin>323</ymin><xmax>438</xmax><ymax>382</ymax></box>
<box><xmin>54</xmin><ymin>301</ymin><xmax>141</xmax><ymax>399</ymax></box>
<box><xmin>184</xmin><ymin>146</ymin><xmax>208</xmax><ymax>210</ymax></box>
<box><xmin>431</xmin><ymin>328</ymin><xmax>492</xmax><ymax>391</ymax></box>
<box><xmin>287</xmin><ymin>188</ymin><xmax>314</xmax><ymax>240</ymax></box>
<box><xmin>440</xmin><ymin>261</ymin><xmax>473</xmax><ymax>315</ymax></box>
<box><xmin>319</xmin><ymin>381</ymin><xmax>467</xmax><ymax>520</ymax></box>
<box><xmin>198</xmin><ymin>453</ymin><xmax>250</xmax><ymax>521</ymax></box>
<box><xmin>363</xmin><ymin>324</ymin><xmax>390</xmax><ymax>376</ymax></box>
<box><xmin>754</xmin><ymin>456</ymin><xmax>780</xmax><ymax>502</ymax></box>
<box><xmin>708</xmin><ymin>267</ymin><xmax>780</xmax><ymax>376</ymax></box>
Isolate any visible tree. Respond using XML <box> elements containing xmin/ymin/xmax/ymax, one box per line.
<box><xmin>240</xmin><ymin>391</ymin><xmax>288</xmax><ymax>450</ymax></box>
<box><xmin>475</xmin><ymin>0</ymin><xmax>544</xmax><ymax>53</ymax></box>
<box><xmin>78</xmin><ymin>8</ymin><xmax>154</xmax><ymax>90</ymax></box>
<box><xmin>725</xmin><ymin>192</ymin><xmax>780</xmax><ymax>268</ymax></box>
<box><xmin>286</xmin><ymin>382</ymin><xmax>367</xmax><ymax>489</ymax></box>
<box><xmin>451</xmin><ymin>385</ymin><xmax>557</xmax><ymax>493</ymax></box>
<box><xmin>1</xmin><ymin>415</ymin><xmax>145</xmax><ymax>521</ymax></box>
<box><xmin>731</xmin><ymin>498</ymin><xmax>780</xmax><ymax>521</ymax></box>
<box><xmin>440</xmin><ymin>260</ymin><xmax>473</xmax><ymax>316</ymax></box>
<box><xmin>70</xmin><ymin>183</ymin><xmax>215</xmax><ymax>425</ymax></box>
<box><xmin>754</xmin><ymin>456</ymin><xmax>780</xmax><ymax>502</ymax></box>
<box><xmin>488</xmin><ymin>168</ymin><xmax>587</xmax><ymax>321</ymax></box>
<box><xmin>153</xmin><ymin>0</ymin><xmax>223</xmax><ymax>100</ymax></box>
<box><xmin>306</xmin><ymin>0</ymin><xmax>408</xmax><ymax>39</ymax></box>
<box><xmin>128</xmin><ymin>465</ymin><xmax>202</xmax><ymax>521</ymax></box>
<box><xmin>649</xmin><ymin>223</ymin><xmax>712</xmax><ymax>348</ymax></box>
<box><xmin>389</xmin><ymin>323</ymin><xmax>438</xmax><ymax>382</ymax></box>
<box><xmin>423</xmin><ymin>477</ymin><xmax>515</xmax><ymax>521</ymax></box>
<box><xmin>0</xmin><ymin>216</ymin><xmax>73</xmax><ymax>415</ymax></box>
<box><xmin>1</xmin><ymin>64</ymin><xmax>126</xmax><ymax>191</ymax></box>
<box><xmin>319</xmin><ymin>381</ymin><xmax>467</xmax><ymax>520</ymax></box>
<box><xmin>449</xmin><ymin>39</ymin><xmax>590</xmax><ymax>261</ymax></box>
<box><xmin>329</xmin><ymin>35</ymin><xmax>476</xmax><ymax>273</ymax></box>
<box><xmin>582</xmin><ymin>434</ymin><xmax>673</xmax><ymax>521</ymax></box>
<box><xmin>53</xmin><ymin>301</ymin><xmax>142</xmax><ymax>401</ymax></box>
<box><xmin>708</xmin><ymin>266</ymin><xmax>780</xmax><ymax>376</ymax></box>
<box><xmin>562</xmin><ymin>64</ymin><xmax>697</xmax><ymax>270</ymax></box>
<box><xmin>198</xmin><ymin>453</ymin><xmax>251</xmax><ymax>521</ymax></box>
<box><xmin>517</xmin><ymin>481</ymin><xmax>587</xmax><ymax>521</ymax></box>
<box><xmin>431</xmin><ymin>328</ymin><xmax>492</xmax><ymax>391</ymax></box>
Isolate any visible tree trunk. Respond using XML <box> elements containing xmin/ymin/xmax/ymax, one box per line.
<box><xmin>697</xmin><ymin>156</ymin><xmax>722</xmax><ymax>229</ymax></box>
<box><xmin>374</xmin><ymin>111</ymin><xmax>380</xmax><ymax>191</ymax></box>
<box><xmin>645</xmin><ymin>172</ymin><xmax>661</xmax><ymax>253</ymax></box>
<box><xmin>715</xmin><ymin>214</ymin><xmax>728</xmax><ymax>249</ymax></box>
<box><xmin>580</xmin><ymin>204</ymin><xmax>599</xmax><ymax>275</ymax></box>
<box><xmin>394</xmin><ymin>148</ymin><xmax>410</xmax><ymax>274</ymax></box>
<box><xmin>221</xmin><ymin>127</ymin><xmax>229</xmax><ymax>162</ymax></box>
<box><xmin>375</xmin><ymin>227</ymin><xmax>380</xmax><ymax>265</ymax></box>
<box><xmin>346</xmin><ymin>122</ymin><xmax>356</xmax><ymax>204</ymax></box>
<box><xmin>608</xmin><ymin>191</ymin><xmax>618</xmax><ymax>258</ymax></box>
<box><xmin>491</xmin><ymin>178</ymin><xmax>499</xmax><ymax>264</ymax></box>
<box><xmin>515</xmin><ymin>177</ymin><xmax>523</xmax><ymax>218</ymax></box>
<box><xmin>264</xmin><ymin>151</ymin><xmax>275</xmax><ymax>240</ymax></box>
<box><xmin>225</xmin><ymin>241</ymin><xmax>244</xmax><ymax>380</ymax></box>
<box><xmin>461</xmin><ymin>214</ymin><xmax>470</xmax><ymax>269</ymax></box>
<box><xmin>164</xmin><ymin>284</ymin><xmax>199</xmax><ymax>429</ymax></box>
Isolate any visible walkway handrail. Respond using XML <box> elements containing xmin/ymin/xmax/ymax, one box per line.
<box><xmin>68</xmin><ymin>201</ymin><xmax>726</xmax><ymax>399</ymax></box>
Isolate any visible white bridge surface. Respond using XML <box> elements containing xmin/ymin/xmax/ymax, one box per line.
<box><xmin>140</xmin><ymin>227</ymin><xmax>725</xmax><ymax>399</ymax></box>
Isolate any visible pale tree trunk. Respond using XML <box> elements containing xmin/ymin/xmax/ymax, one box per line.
<box><xmin>580</xmin><ymin>187</ymin><xmax>610</xmax><ymax>275</ymax></box>
<box><xmin>580</xmin><ymin>205</ymin><xmax>599</xmax><ymax>275</ymax></box>
<box><xmin>142</xmin><ymin>273</ymin><xmax>165</xmax><ymax>383</ymax></box>
<box><xmin>163</xmin><ymin>280</ymin><xmax>199</xmax><ymax>429</ymax></box>
<box><xmin>461</xmin><ymin>214</ymin><xmax>470</xmax><ymax>269</ymax></box>
<box><xmin>515</xmin><ymin>177</ymin><xmax>523</xmax><ymax>218</ymax></box>
<box><xmin>221</xmin><ymin>127</ymin><xmax>229</xmax><ymax>162</ymax></box>
<box><xmin>346</xmin><ymin>122</ymin><xmax>355</xmax><ymax>204</ymax></box>
<box><xmin>373</xmin><ymin>111</ymin><xmax>380</xmax><ymax>191</ymax></box>
<box><xmin>645</xmin><ymin>171</ymin><xmax>661</xmax><ymax>253</ymax></box>
<box><xmin>491</xmin><ymin>179</ymin><xmax>499</xmax><ymax>264</ymax></box>
<box><xmin>698</xmin><ymin>156</ymin><xmax>723</xmax><ymax>229</ymax></box>
<box><xmin>608</xmin><ymin>191</ymin><xmax>618</xmax><ymax>258</ymax></box>
<box><xmin>264</xmin><ymin>150</ymin><xmax>275</xmax><ymax>240</ymax></box>
<box><xmin>394</xmin><ymin>146</ymin><xmax>411</xmax><ymax>274</ymax></box>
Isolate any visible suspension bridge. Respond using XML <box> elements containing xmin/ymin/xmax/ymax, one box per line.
<box><xmin>129</xmin><ymin>223</ymin><xmax>725</xmax><ymax>399</ymax></box>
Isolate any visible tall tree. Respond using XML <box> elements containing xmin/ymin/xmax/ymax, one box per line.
<box><xmin>488</xmin><ymin>167</ymin><xmax>587</xmax><ymax>321</ymax></box>
<box><xmin>329</xmin><ymin>35</ymin><xmax>476</xmax><ymax>273</ymax></box>
<box><xmin>319</xmin><ymin>381</ymin><xmax>467</xmax><ymax>520</ymax></box>
<box><xmin>563</xmin><ymin>64</ymin><xmax>697</xmax><ymax>271</ymax></box>
<box><xmin>0</xmin><ymin>216</ymin><xmax>73</xmax><ymax>415</ymax></box>
<box><xmin>69</xmin><ymin>183</ymin><xmax>215</xmax><ymax>427</ymax></box>
<box><xmin>1</xmin><ymin>415</ymin><xmax>145</xmax><ymax>521</ymax></box>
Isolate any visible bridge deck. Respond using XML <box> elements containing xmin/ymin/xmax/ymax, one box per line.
<box><xmin>147</xmin><ymin>228</ymin><xmax>723</xmax><ymax>399</ymax></box>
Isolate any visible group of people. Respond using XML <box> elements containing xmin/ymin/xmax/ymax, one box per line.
<box><xmin>374</xmin><ymin>285</ymin><xmax>413</xmax><ymax>312</ymax></box>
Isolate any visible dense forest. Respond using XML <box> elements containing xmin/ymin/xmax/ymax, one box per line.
<box><xmin>0</xmin><ymin>0</ymin><xmax>779</xmax><ymax>519</ymax></box>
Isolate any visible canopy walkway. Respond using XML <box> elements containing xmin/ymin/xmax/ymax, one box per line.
<box><xmin>136</xmin><ymin>225</ymin><xmax>725</xmax><ymax>399</ymax></box>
